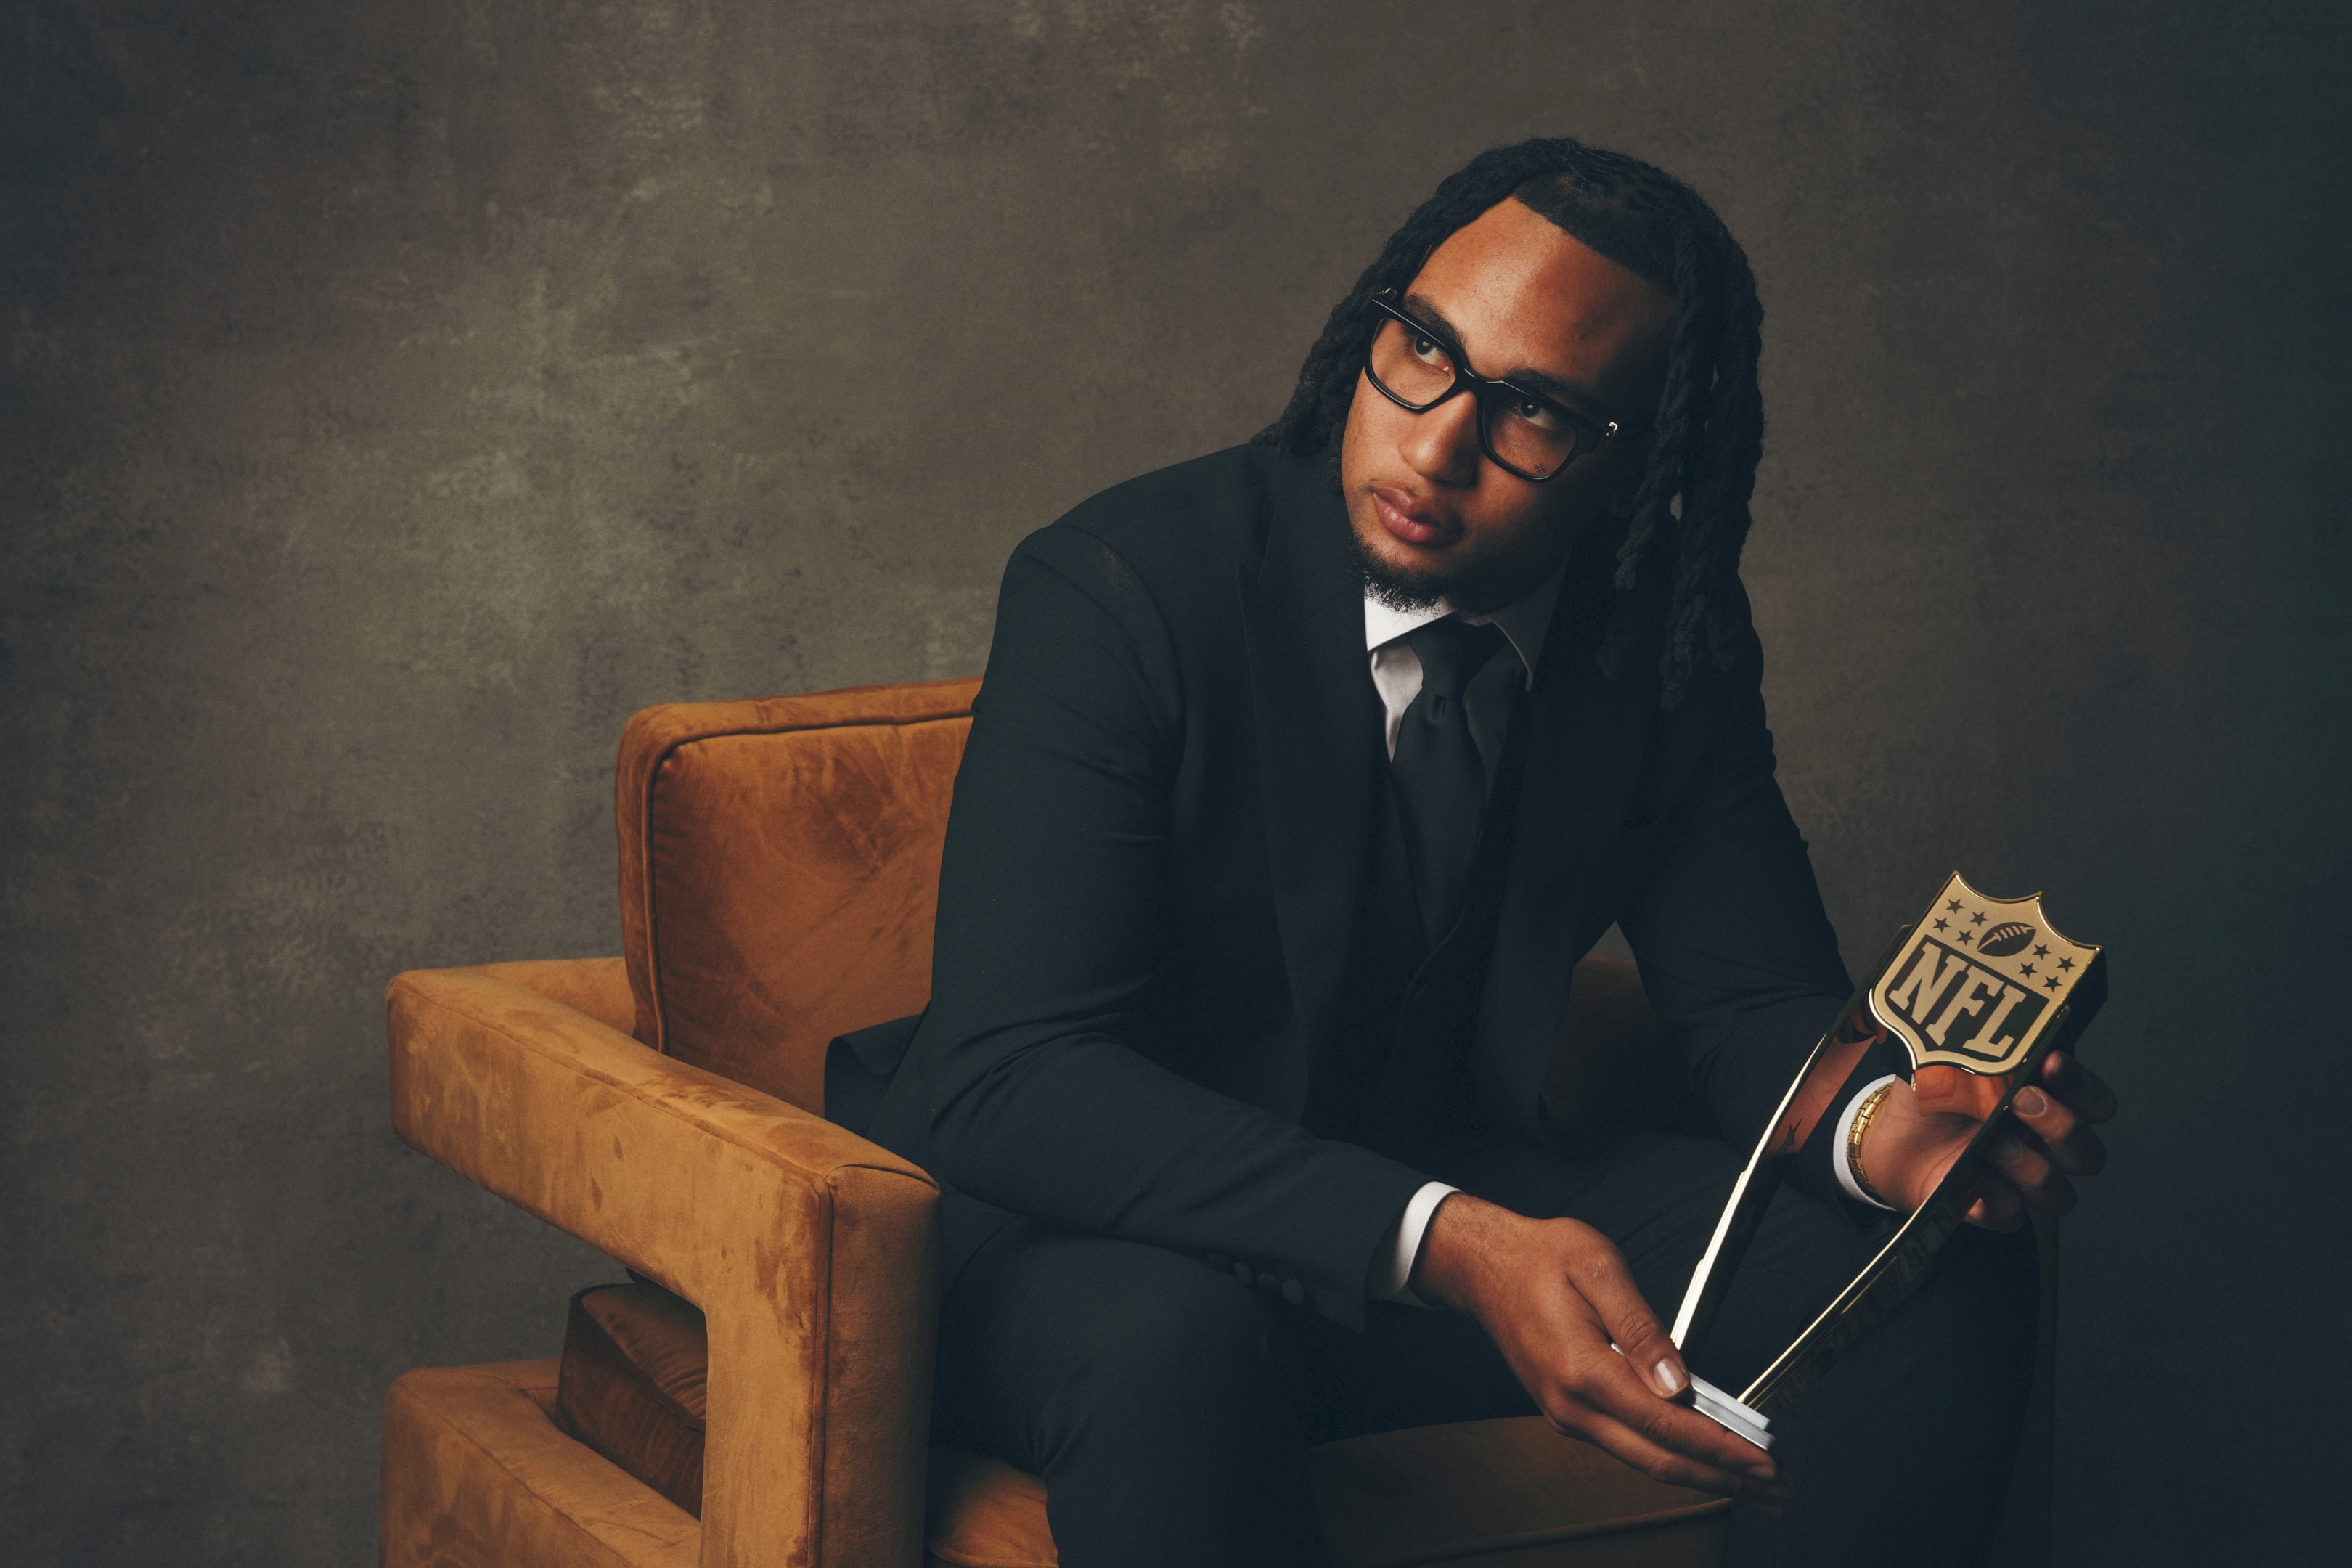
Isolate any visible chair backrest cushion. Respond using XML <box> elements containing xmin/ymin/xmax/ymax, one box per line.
<box><xmin>616</xmin><ymin>677</ymin><xmax>979</xmax><ymax>1114</ymax></box>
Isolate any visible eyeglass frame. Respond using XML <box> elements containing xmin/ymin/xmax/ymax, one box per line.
<box><xmin>1360</xmin><ymin>289</ymin><xmax>1646</xmax><ymax>483</ymax></box>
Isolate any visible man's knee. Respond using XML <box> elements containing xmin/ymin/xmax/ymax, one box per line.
<box><xmin>951</xmin><ymin>1228</ymin><xmax>1292</xmax><ymax>1470</ymax></box>
<box><xmin>1045</xmin><ymin>1247</ymin><xmax>1284</xmax><ymax>1430</ymax></box>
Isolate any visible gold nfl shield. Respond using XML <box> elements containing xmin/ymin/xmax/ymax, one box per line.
<box><xmin>1868</xmin><ymin>872</ymin><xmax>2102</xmax><ymax>1075</ymax></box>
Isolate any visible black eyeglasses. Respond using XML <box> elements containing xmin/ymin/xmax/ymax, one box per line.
<box><xmin>1362</xmin><ymin>290</ymin><xmax>1643</xmax><ymax>482</ymax></box>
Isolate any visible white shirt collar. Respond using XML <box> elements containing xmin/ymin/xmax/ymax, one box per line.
<box><xmin>1361</xmin><ymin>558</ymin><xmax>1567</xmax><ymax>689</ymax></box>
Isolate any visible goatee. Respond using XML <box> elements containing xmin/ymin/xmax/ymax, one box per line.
<box><xmin>1345</xmin><ymin>521</ymin><xmax>1452</xmax><ymax>613</ymax></box>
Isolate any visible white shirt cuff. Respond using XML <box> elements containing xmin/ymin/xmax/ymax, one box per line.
<box><xmin>1832</xmin><ymin>1074</ymin><xmax>1904</xmax><ymax>1210</ymax></box>
<box><xmin>1373</xmin><ymin>1181</ymin><xmax>1460</xmax><ymax>1306</ymax></box>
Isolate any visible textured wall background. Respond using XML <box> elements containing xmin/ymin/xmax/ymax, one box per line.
<box><xmin>3</xmin><ymin>1</ymin><xmax>2343</xmax><ymax>1561</ymax></box>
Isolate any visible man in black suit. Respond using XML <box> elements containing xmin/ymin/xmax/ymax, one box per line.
<box><xmin>857</xmin><ymin>138</ymin><xmax>2114</xmax><ymax>1567</ymax></box>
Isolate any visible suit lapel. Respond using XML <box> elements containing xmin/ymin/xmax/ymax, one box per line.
<box><xmin>1240</xmin><ymin>461</ymin><xmax>1379</xmax><ymax>1101</ymax></box>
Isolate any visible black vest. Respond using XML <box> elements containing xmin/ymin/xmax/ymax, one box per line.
<box><xmin>1300</xmin><ymin>678</ymin><xmax>1533</xmax><ymax>1160</ymax></box>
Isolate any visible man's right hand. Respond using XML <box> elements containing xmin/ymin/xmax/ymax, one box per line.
<box><xmin>1408</xmin><ymin>1192</ymin><xmax>1792</xmax><ymax>1509</ymax></box>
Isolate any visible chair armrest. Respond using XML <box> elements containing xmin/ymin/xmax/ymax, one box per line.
<box><xmin>388</xmin><ymin>965</ymin><xmax>939</xmax><ymax>1568</ymax></box>
<box><xmin>467</xmin><ymin>956</ymin><xmax>640</xmax><ymax>1036</ymax></box>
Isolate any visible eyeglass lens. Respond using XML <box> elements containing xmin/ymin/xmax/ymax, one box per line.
<box><xmin>1366</xmin><ymin>317</ymin><xmax>1584</xmax><ymax>480</ymax></box>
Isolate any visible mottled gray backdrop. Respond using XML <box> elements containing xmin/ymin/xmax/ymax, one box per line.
<box><xmin>4</xmin><ymin>1</ymin><xmax>2344</xmax><ymax>1562</ymax></box>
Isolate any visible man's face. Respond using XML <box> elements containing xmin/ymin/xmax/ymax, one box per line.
<box><xmin>1339</xmin><ymin>198</ymin><xmax>1675</xmax><ymax>613</ymax></box>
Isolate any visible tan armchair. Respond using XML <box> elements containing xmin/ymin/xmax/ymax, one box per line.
<box><xmin>381</xmin><ymin>678</ymin><xmax>2052</xmax><ymax>1567</ymax></box>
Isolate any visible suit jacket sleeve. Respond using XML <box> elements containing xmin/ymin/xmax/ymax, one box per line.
<box><xmin>1617</xmin><ymin>671</ymin><xmax>1902</xmax><ymax>1206</ymax></box>
<box><xmin>903</xmin><ymin>523</ymin><xmax>1429</xmax><ymax>1331</ymax></box>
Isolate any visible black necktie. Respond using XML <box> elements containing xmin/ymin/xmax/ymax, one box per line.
<box><xmin>1390</xmin><ymin>618</ymin><xmax>1508</xmax><ymax>950</ymax></box>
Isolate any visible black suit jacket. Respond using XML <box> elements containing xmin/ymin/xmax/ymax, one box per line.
<box><xmin>862</xmin><ymin>444</ymin><xmax>1855</xmax><ymax>1331</ymax></box>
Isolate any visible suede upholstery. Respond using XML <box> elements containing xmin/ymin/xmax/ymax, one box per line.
<box><xmin>560</xmin><ymin>1286</ymin><xmax>711</xmax><ymax>1517</ymax></box>
<box><xmin>1543</xmin><ymin>952</ymin><xmax>1710</xmax><ymax>1137</ymax></box>
<box><xmin>382</xmin><ymin>1361</ymin><xmax>698</xmax><ymax>1568</ymax></box>
<box><xmin>616</xmin><ymin>677</ymin><xmax>980</xmax><ymax>1113</ymax></box>
<box><xmin>1302</xmin><ymin>1420</ymin><xmax>1728</xmax><ymax>1568</ymax></box>
<box><xmin>917</xmin><ymin>1419</ymin><xmax>1733</xmax><ymax>1568</ymax></box>
<box><xmin>383</xmin><ymin>679</ymin><xmax>2054</xmax><ymax>1567</ymax></box>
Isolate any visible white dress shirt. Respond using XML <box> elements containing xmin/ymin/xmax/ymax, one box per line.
<box><xmin>1360</xmin><ymin>572</ymin><xmax>1891</xmax><ymax>1307</ymax></box>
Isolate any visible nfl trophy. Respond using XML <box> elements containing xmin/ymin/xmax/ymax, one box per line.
<box><xmin>1668</xmin><ymin>873</ymin><xmax>2107</xmax><ymax>1448</ymax></box>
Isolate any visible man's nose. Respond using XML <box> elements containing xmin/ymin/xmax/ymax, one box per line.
<box><xmin>1398</xmin><ymin>392</ymin><xmax>1482</xmax><ymax>487</ymax></box>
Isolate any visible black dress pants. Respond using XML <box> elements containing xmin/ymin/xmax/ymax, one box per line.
<box><xmin>934</xmin><ymin>1127</ymin><xmax>2039</xmax><ymax>1568</ymax></box>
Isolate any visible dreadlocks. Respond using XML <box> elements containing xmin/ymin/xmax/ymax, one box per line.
<box><xmin>1254</xmin><ymin>137</ymin><xmax>1766</xmax><ymax>709</ymax></box>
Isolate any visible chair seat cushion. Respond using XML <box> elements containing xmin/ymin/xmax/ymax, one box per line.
<box><xmin>385</xmin><ymin>1360</ymin><xmax>698</xmax><ymax>1568</ymax></box>
<box><xmin>558</xmin><ymin>1283</ymin><xmax>1728</xmax><ymax>1567</ymax></box>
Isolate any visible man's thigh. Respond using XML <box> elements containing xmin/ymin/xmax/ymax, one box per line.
<box><xmin>936</xmin><ymin>1217</ymin><xmax>1295</xmax><ymax>1461</ymax></box>
<box><xmin>936</xmin><ymin>1217</ymin><xmax>1333</xmax><ymax>1567</ymax></box>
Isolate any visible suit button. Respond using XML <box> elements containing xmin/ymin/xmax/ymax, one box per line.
<box><xmin>1256</xmin><ymin>1271</ymin><xmax>1278</xmax><ymax>1292</ymax></box>
<box><xmin>1234</xmin><ymin>1261</ymin><xmax>1254</xmax><ymax>1283</ymax></box>
<box><xmin>1281</xmin><ymin>1279</ymin><xmax>1306</xmax><ymax>1306</ymax></box>
<box><xmin>1206</xmin><ymin>1251</ymin><xmax>1233</xmax><ymax>1273</ymax></box>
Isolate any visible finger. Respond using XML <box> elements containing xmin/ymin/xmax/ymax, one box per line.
<box><xmin>1552</xmin><ymin>1396</ymin><xmax>1787</xmax><ymax>1500</ymax></box>
<box><xmin>1995</xmin><ymin>1137</ymin><xmax>2078</xmax><ymax>1216</ymax></box>
<box><xmin>1965</xmin><ymin>1166</ymin><xmax>2028</xmax><ymax>1232</ymax></box>
<box><xmin>2038</xmin><ymin>1052</ymin><xmax>2118</xmax><ymax>1123</ymax></box>
<box><xmin>1534</xmin><ymin>1321</ymin><xmax>1776</xmax><ymax>1487</ymax></box>
<box><xmin>1567</xmin><ymin>1327</ymin><xmax>1777</xmax><ymax>1486</ymax></box>
<box><xmin>2012</xmin><ymin>1085</ymin><xmax>2107</xmax><ymax>1176</ymax></box>
<box><xmin>1914</xmin><ymin>1063</ymin><xmax>2004</xmax><ymax>1120</ymax></box>
<box><xmin>1985</xmin><ymin>1135</ymin><xmax>2055</xmax><ymax>1197</ymax></box>
<box><xmin>1565</xmin><ymin>1236</ymin><xmax>1686</xmax><ymax>1399</ymax></box>
<box><xmin>2034</xmin><ymin>1172</ymin><xmax>2078</xmax><ymax>1217</ymax></box>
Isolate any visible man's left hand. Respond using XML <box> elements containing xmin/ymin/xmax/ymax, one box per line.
<box><xmin>1858</xmin><ymin>1050</ymin><xmax>2117</xmax><ymax>1229</ymax></box>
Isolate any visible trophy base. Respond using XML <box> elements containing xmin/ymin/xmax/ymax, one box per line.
<box><xmin>1689</xmin><ymin>1372</ymin><xmax>1774</xmax><ymax>1452</ymax></box>
<box><xmin>1612</xmin><ymin>1342</ymin><xmax>1774</xmax><ymax>1452</ymax></box>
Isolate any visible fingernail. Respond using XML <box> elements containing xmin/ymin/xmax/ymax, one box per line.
<box><xmin>2015</xmin><ymin>1087</ymin><xmax>2048</xmax><ymax>1116</ymax></box>
<box><xmin>1994</xmin><ymin>1138</ymin><xmax>2028</xmax><ymax>1167</ymax></box>
<box><xmin>1654</xmin><ymin>1358</ymin><xmax>1688</xmax><ymax>1397</ymax></box>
